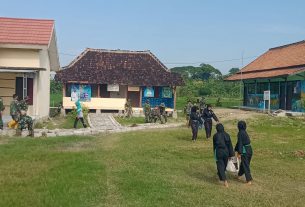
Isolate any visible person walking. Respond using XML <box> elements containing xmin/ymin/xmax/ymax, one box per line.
<box><xmin>213</xmin><ymin>123</ymin><xmax>234</xmax><ymax>187</ymax></box>
<box><xmin>235</xmin><ymin>120</ymin><xmax>253</xmax><ymax>185</ymax></box>
<box><xmin>74</xmin><ymin>99</ymin><xmax>87</xmax><ymax>128</ymax></box>
<box><xmin>202</xmin><ymin>104</ymin><xmax>219</xmax><ymax>139</ymax></box>
<box><xmin>188</xmin><ymin>106</ymin><xmax>202</xmax><ymax>141</ymax></box>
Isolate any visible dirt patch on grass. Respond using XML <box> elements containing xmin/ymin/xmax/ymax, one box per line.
<box><xmin>214</xmin><ymin>108</ymin><xmax>261</xmax><ymax>122</ymax></box>
<box><xmin>294</xmin><ymin>150</ymin><xmax>305</xmax><ymax>158</ymax></box>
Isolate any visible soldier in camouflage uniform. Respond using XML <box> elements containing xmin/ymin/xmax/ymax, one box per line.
<box><xmin>17</xmin><ymin>96</ymin><xmax>34</xmax><ymax>137</ymax></box>
<box><xmin>199</xmin><ymin>97</ymin><xmax>206</xmax><ymax>114</ymax></box>
<box><xmin>0</xmin><ymin>97</ymin><xmax>5</xmax><ymax>130</ymax></box>
<box><xmin>185</xmin><ymin>100</ymin><xmax>193</xmax><ymax>126</ymax></box>
<box><xmin>159</xmin><ymin>103</ymin><xmax>167</xmax><ymax>124</ymax></box>
<box><xmin>144</xmin><ymin>100</ymin><xmax>151</xmax><ymax>123</ymax></box>
<box><xmin>125</xmin><ymin>99</ymin><xmax>133</xmax><ymax>118</ymax></box>
<box><xmin>10</xmin><ymin>94</ymin><xmax>19</xmax><ymax>122</ymax></box>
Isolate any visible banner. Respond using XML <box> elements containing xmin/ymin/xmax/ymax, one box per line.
<box><xmin>144</xmin><ymin>87</ymin><xmax>154</xmax><ymax>97</ymax></box>
<box><xmin>70</xmin><ymin>84</ymin><xmax>91</xmax><ymax>102</ymax></box>
<box><xmin>128</xmin><ymin>86</ymin><xmax>140</xmax><ymax>91</ymax></box>
<box><xmin>162</xmin><ymin>87</ymin><xmax>172</xmax><ymax>98</ymax></box>
<box><xmin>107</xmin><ymin>84</ymin><xmax>120</xmax><ymax>92</ymax></box>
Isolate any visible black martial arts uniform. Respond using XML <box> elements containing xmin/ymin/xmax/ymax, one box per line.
<box><xmin>202</xmin><ymin>108</ymin><xmax>219</xmax><ymax>139</ymax></box>
<box><xmin>235</xmin><ymin>121</ymin><xmax>253</xmax><ymax>182</ymax></box>
<box><xmin>213</xmin><ymin>123</ymin><xmax>234</xmax><ymax>181</ymax></box>
<box><xmin>189</xmin><ymin>110</ymin><xmax>203</xmax><ymax>141</ymax></box>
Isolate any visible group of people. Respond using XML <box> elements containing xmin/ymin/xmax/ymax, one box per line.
<box><xmin>186</xmin><ymin>99</ymin><xmax>253</xmax><ymax>187</ymax></box>
<box><xmin>185</xmin><ymin>98</ymin><xmax>219</xmax><ymax>141</ymax></box>
<box><xmin>213</xmin><ymin>121</ymin><xmax>253</xmax><ymax>187</ymax></box>
<box><xmin>143</xmin><ymin>100</ymin><xmax>167</xmax><ymax>124</ymax></box>
<box><xmin>0</xmin><ymin>94</ymin><xmax>34</xmax><ymax>136</ymax></box>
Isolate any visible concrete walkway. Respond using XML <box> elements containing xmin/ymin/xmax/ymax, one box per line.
<box><xmin>88</xmin><ymin>113</ymin><xmax>123</xmax><ymax>131</ymax></box>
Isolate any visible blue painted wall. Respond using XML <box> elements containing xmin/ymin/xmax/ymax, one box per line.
<box><xmin>141</xmin><ymin>86</ymin><xmax>174</xmax><ymax>108</ymax></box>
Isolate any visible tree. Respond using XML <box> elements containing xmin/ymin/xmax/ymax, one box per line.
<box><xmin>228</xmin><ymin>68</ymin><xmax>240</xmax><ymax>75</ymax></box>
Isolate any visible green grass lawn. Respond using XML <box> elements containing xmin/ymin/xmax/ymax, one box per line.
<box><xmin>1</xmin><ymin>116</ymin><xmax>305</xmax><ymax>206</ymax></box>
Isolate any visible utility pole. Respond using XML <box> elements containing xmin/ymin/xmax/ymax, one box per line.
<box><xmin>240</xmin><ymin>50</ymin><xmax>244</xmax><ymax>107</ymax></box>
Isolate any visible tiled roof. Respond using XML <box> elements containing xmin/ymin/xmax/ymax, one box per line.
<box><xmin>0</xmin><ymin>17</ymin><xmax>54</xmax><ymax>45</ymax></box>
<box><xmin>55</xmin><ymin>48</ymin><xmax>184</xmax><ymax>86</ymax></box>
<box><xmin>226</xmin><ymin>67</ymin><xmax>305</xmax><ymax>81</ymax></box>
<box><xmin>226</xmin><ymin>40</ymin><xmax>305</xmax><ymax>80</ymax></box>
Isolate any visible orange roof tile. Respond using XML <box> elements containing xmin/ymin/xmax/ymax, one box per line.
<box><xmin>226</xmin><ymin>40</ymin><xmax>305</xmax><ymax>81</ymax></box>
<box><xmin>226</xmin><ymin>67</ymin><xmax>305</xmax><ymax>81</ymax></box>
<box><xmin>242</xmin><ymin>40</ymin><xmax>305</xmax><ymax>72</ymax></box>
<box><xmin>0</xmin><ymin>17</ymin><xmax>54</xmax><ymax>45</ymax></box>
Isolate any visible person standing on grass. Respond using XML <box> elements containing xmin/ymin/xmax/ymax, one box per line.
<box><xmin>188</xmin><ymin>106</ymin><xmax>202</xmax><ymax>142</ymax></box>
<box><xmin>0</xmin><ymin>96</ymin><xmax>5</xmax><ymax>130</ymax></box>
<box><xmin>185</xmin><ymin>100</ymin><xmax>193</xmax><ymax>126</ymax></box>
<box><xmin>235</xmin><ymin>120</ymin><xmax>253</xmax><ymax>185</ymax></box>
<box><xmin>74</xmin><ymin>99</ymin><xmax>87</xmax><ymax>129</ymax></box>
<box><xmin>213</xmin><ymin>123</ymin><xmax>234</xmax><ymax>187</ymax></box>
<box><xmin>202</xmin><ymin>104</ymin><xmax>219</xmax><ymax>139</ymax></box>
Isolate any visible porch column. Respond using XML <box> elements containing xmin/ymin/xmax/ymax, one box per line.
<box><xmin>139</xmin><ymin>87</ymin><xmax>143</xmax><ymax>107</ymax></box>
<box><xmin>62</xmin><ymin>83</ymin><xmax>66</xmax><ymax>97</ymax></box>
<box><xmin>97</xmin><ymin>84</ymin><xmax>100</xmax><ymax>97</ymax></box>
<box><xmin>173</xmin><ymin>86</ymin><xmax>177</xmax><ymax>110</ymax></box>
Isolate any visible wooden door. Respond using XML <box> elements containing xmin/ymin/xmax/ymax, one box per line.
<box><xmin>127</xmin><ymin>91</ymin><xmax>140</xmax><ymax>107</ymax></box>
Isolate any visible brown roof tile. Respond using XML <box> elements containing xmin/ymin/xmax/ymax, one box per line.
<box><xmin>0</xmin><ymin>17</ymin><xmax>54</xmax><ymax>45</ymax></box>
<box><xmin>55</xmin><ymin>49</ymin><xmax>184</xmax><ymax>86</ymax></box>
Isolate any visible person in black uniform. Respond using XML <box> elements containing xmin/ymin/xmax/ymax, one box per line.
<box><xmin>235</xmin><ymin>120</ymin><xmax>253</xmax><ymax>185</ymax></box>
<box><xmin>188</xmin><ymin>106</ymin><xmax>202</xmax><ymax>141</ymax></box>
<box><xmin>202</xmin><ymin>104</ymin><xmax>219</xmax><ymax>139</ymax></box>
<box><xmin>213</xmin><ymin>123</ymin><xmax>234</xmax><ymax>187</ymax></box>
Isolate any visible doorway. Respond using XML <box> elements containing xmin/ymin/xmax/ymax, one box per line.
<box><xmin>127</xmin><ymin>91</ymin><xmax>140</xmax><ymax>107</ymax></box>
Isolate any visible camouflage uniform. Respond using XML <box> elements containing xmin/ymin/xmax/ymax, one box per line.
<box><xmin>10</xmin><ymin>99</ymin><xmax>19</xmax><ymax>122</ymax></box>
<box><xmin>125</xmin><ymin>99</ymin><xmax>133</xmax><ymax>118</ymax></box>
<box><xmin>144</xmin><ymin>101</ymin><xmax>151</xmax><ymax>123</ymax></box>
<box><xmin>159</xmin><ymin>103</ymin><xmax>167</xmax><ymax>124</ymax></box>
<box><xmin>0</xmin><ymin>97</ymin><xmax>5</xmax><ymax>129</ymax></box>
<box><xmin>199</xmin><ymin>97</ymin><xmax>206</xmax><ymax>114</ymax></box>
<box><xmin>17</xmin><ymin>98</ymin><xmax>34</xmax><ymax>137</ymax></box>
<box><xmin>185</xmin><ymin>101</ymin><xmax>193</xmax><ymax>122</ymax></box>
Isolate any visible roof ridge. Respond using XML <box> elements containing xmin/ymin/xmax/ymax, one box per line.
<box><xmin>86</xmin><ymin>48</ymin><xmax>150</xmax><ymax>54</ymax></box>
<box><xmin>0</xmin><ymin>16</ymin><xmax>54</xmax><ymax>22</ymax></box>
<box><xmin>269</xmin><ymin>40</ymin><xmax>305</xmax><ymax>51</ymax></box>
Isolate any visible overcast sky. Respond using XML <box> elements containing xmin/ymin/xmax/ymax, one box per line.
<box><xmin>2</xmin><ymin>0</ymin><xmax>305</xmax><ymax>74</ymax></box>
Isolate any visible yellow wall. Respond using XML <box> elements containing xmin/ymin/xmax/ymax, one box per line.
<box><xmin>63</xmin><ymin>97</ymin><xmax>126</xmax><ymax>110</ymax></box>
<box><xmin>0</xmin><ymin>48</ymin><xmax>40</xmax><ymax>68</ymax></box>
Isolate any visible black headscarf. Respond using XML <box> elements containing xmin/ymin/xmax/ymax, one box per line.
<box><xmin>238</xmin><ymin>120</ymin><xmax>247</xmax><ymax>131</ymax></box>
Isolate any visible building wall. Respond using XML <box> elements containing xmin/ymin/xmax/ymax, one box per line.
<box><xmin>244</xmin><ymin>80</ymin><xmax>305</xmax><ymax>112</ymax></box>
<box><xmin>35</xmin><ymin>49</ymin><xmax>51</xmax><ymax>118</ymax></box>
<box><xmin>0</xmin><ymin>48</ymin><xmax>40</xmax><ymax>67</ymax></box>
<box><xmin>110</xmin><ymin>85</ymin><xmax>127</xmax><ymax>98</ymax></box>
<box><xmin>141</xmin><ymin>86</ymin><xmax>174</xmax><ymax>108</ymax></box>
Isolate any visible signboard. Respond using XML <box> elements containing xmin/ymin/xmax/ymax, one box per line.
<box><xmin>144</xmin><ymin>87</ymin><xmax>154</xmax><ymax>97</ymax></box>
<box><xmin>264</xmin><ymin>90</ymin><xmax>270</xmax><ymax>100</ymax></box>
<box><xmin>107</xmin><ymin>84</ymin><xmax>120</xmax><ymax>92</ymax></box>
<box><xmin>70</xmin><ymin>84</ymin><xmax>91</xmax><ymax>102</ymax></box>
<box><xmin>128</xmin><ymin>86</ymin><xmax>140</xmax><ymax>91</ymax></box>
<box><xmin>162</xmin><ymin>87</ymin><xmax>172</xmax><ymax>98</ymax></box>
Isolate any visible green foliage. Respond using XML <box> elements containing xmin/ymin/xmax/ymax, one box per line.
<box><xmin>171</xmin><ymin>63</ymin><xmax>222</xmax><ymax>81</ymax></box>
<box><xmin>228</xmin><ymin>67</ymin><xmax>240</xmax><ymax>75</ymax></box>
<box><xmin>50</xmin><ymin>80</ymin><xmax>62</xmax><ymax>94</ymax></box>
<box><xmin>173</xmin><ymin>63</ymin><xmax>242</xmax><ymax>99</ymax></box>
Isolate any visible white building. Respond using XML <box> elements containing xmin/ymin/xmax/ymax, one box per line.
<box><xmin>0</xmin><ymin>17</ymin><xmax>60</xmax><ymax>120</ymax></box>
